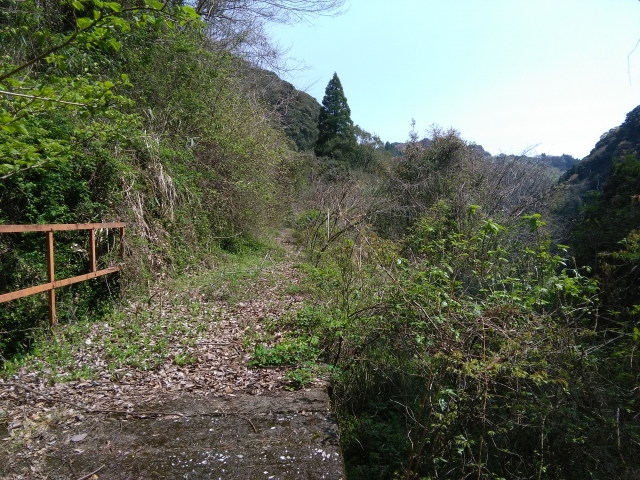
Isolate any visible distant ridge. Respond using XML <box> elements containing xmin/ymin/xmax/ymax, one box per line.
<box><xmin>391</xmin><ymin>139</ymin><xmax>577</xmax><ymax>172</ymax></box>
<box><xmin>563</xmin><ymin>104</ymin><xmax>640</xmax><ymax>188</ymax></box>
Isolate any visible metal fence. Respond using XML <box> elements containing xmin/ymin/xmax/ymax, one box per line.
<box><xmin>0</xmin><ymin>223</ymin><xmax>125</xmax><ymax>326</ymax></box>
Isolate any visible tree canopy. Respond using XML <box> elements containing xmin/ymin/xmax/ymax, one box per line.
<box><xmin>314</xmin><ymin>72</ymin><xmax>356</xmax><ymax>159</ymax></box>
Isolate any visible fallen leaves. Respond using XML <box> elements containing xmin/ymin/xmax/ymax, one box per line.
<box><xmin>0</xmin><ymin>245</ymin><xmax>318</xmax><ymax>477</ymax></box>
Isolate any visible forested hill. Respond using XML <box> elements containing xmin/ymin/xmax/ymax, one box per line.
<box><xmin>559</xmin><ymin>102</ymin><xmax>640</xmax><ymax>270</ymax></box>
<box><xmin>392</xmin><ymin>140</ymin><xmax>579</xmax><ymax>172</ymax></box>
<box><xmin>563</xmin><ymin>104</ymin><xmax>640</xmax><ymax>187</ymax></box>
<box><xmin>0</xmin><ymin>0</ymin><xmax>314</xmax><ymax>357</ymax></box>
<box><xmin>244</xmin><ymin>68</ymin><xmax>321</xmax><ymax>152</ymax></box>
<box><xmin>495</xmin><ymin>152</ymin><xmax>579</xmax><ymax>172</ymax></box>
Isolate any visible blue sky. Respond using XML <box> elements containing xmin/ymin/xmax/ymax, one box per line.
<box><xmin>268</xmin><ymin>0</ymin><xmax>640</xmax><ymax>158</ymax></box>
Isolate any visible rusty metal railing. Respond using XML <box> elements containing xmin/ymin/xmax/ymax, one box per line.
<box><xmin>0</xmin><ymin>223</ymin><xmax>125</xmax><ymax>326</ymax></box>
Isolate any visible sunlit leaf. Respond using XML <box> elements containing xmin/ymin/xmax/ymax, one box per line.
<box><xmin>108</xmin><ymin>38</ymin><xmax>121</xmax><ymax>51</ymax></box>
<box><xmin>77</xmin><ymin>17</ymin><xmax>92</xmax><ymax>29</ymax></box>
<box><xmin>146</xmin><ymin>0</ymin><xmax>165</xmax><ymax>10</ymax></box>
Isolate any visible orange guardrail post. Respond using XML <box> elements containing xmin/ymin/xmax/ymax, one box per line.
<box><xmin>46</xmin><ymin>230</ymin><xmax>56</xmax><ymax>327</ymax></box>
<box><xmin>89</xmin><ymin>228</ymin><xmax>96</xmax><ymax>273</ymax></box>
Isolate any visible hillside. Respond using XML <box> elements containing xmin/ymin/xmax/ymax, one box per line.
<box><xmin>0</xmin><ymin>1</ymin><xmax>300</xmax><ymax>358</ymax></box>
<box><xmin>248</xmin><ymin>69</ymin><xmax>322</xmax><ymax>152</ymax></box>
<box><xmin>563</xmin><ymin>104</ymin><xmax>640</xmax><ymax>187</ymax></box>
<box><xmin>558</xmin><ymin>103</ymin><xmax>640</xmax><ymax>278</ymax></box>
<box><xmin>392</xmin><ymin>140</ymin><xmax>578</xmax><ymax>172</ymax></box>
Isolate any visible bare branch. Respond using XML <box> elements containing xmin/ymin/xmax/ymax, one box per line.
<box><xmin>0</xmin><ymin>89</ymin><xmax>90</xmax><ymax>107</ymax></box>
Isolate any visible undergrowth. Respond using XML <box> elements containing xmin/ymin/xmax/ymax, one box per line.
<box><xmin>1</xmin><ymin>243</ymin><xmax>280</xmax><ymax>382</ymax></box>
<box><xmin>285</xmin><ymin>195</ymin><xmax>640</xmax><ymax>479</ymax></box>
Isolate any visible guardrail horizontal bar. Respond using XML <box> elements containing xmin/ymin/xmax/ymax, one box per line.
<box><xmin>0</xmin><ymin>222</ymin><xmax>125</xmax><ymax>233</ymax></box>
<box><xmin>54</xmin><ymin>266</ymin><xmax>120</xmax><ymax>288</ymax></box>
<box><xmin>0</xmin><ymin>282</ymin><xmax>52</xmax><ymax>303</ymax></box>
<box><xmin>0</xmin><ymin>266</ymin><xmax>121</xmax><ymax>304</ymax></box>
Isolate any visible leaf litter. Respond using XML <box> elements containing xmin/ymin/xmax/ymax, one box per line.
<box><xmin>0</xmin><ymin>239</ymin><xmax>322</xmax><ymax>478</ymax></box>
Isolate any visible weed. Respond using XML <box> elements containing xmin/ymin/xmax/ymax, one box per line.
<box><xmin>173</xmin><ymin>353</ymin><xmax>195</xmax><ymax>366</ymax></box>
<box><xmin>284</xmin><ymin>284</ymin><xmax>304</xmax><ymax>295</ymax></box>
<box><xmin>249</xmin><ymin>336</ymin><xmax>319</xmax><ymax>367</ymax></box>
<box><xmin>285</xmin><ymin>367</ymin><xmax>315</xmax><ymax>390</ymax></box>
<box><xmin>188</xmin><ymin>301</ymin><xmax>202</xmax><ymax>317</ymax></box>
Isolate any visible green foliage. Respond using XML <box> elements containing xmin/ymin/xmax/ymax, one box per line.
<box><xmin>0</xmin><ymin>0</ymin><xmax>300</xmax><ymax>362</ymax></box>
<box><xmin>0</xmin><ymin>112</ymin><xmax>126</xmax><ymax>356</ymax></box>
<box><xmin>349</xmin><ymin>125</ymin><xmax>391</xmax><ymax>171</ymax></box>
<box><xmin>562</xmin><ymin>104</ymin><xmax>640</xmax><ymax>187</ymax></box>
<box><xmin>340</xmin><ymin>399</ymin><xmax>411</xmax><ymax>479</ymax></box>
<box><xmin>384</xmin><ymin>141</ymin><xmax>400</xmax><ymax>156</ymax></box>
<box><xmin>4</xmin><ymin>3</ymin><xmax>639</xmax><ymax>478</ymax></box>
<box><xmin>284</xmin><ymin>367</ymin><xmax>315</xmax><ymax>390</ymax></box>
<box><xmin>249</xmin><ymin>69</ymin><xmax>321</xmax><ymax>151</ymax></box>
<box><xmin>595</xmin><ymin>228</ymin><xmax>640</xmax><ymax>339</ymax></box>
<box><xmin>283</xmin><ymin>92</ymin><xmax>321</xmax><ymax>152</ymax></box>
<box><xmin>250</xmin><ymin>336</ymin><xmax>319</xmax><ymax>367</ymax></box>
<box><xmin>174</xmin><ymin>352</ymin><xmax>195</xmax><ymax>366</ymax></box>
<box><xmin>291</xmin><ymin>192</ymin><xmax>639</xmax><ymax>478</ymax></box>
<box><xmin>0</xmin><ymin>0</ymin><xmax>201</xmax><ymax>178</ymax></box>
<box><xmin>382</xmin><ymin>127</ymin><xmax>556</xmax><ymax>239</ymax></box>
<box><xmin>315</xmin><ymin>72</ymin><xmax>356</xmax><ymax>160</ymax></box>
<box><xmin>124</xmin><ymin>31</ymin><xmax>297</xmax><ymax>240</ymax></box>
<box><xmin>308</xmin><ymin>74</ymin><xmax>390</xmax><ymax>173</ymax></box>
<box><xmin>572</xmin><ymin>154</ymin><xmax>640</xmax><ymax>267</ymax></box>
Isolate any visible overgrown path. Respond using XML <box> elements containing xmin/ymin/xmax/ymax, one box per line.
<box><xmin>0</xmin><ymin>232</ymin><xmax>345</xmax><ymax>479</ymax></box>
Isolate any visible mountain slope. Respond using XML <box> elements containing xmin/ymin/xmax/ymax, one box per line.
<box><xmin>242</xmin><ymin>68</ymin><xmax>321</xmax><ymax>152</ymax></box>
<box><xmin>563</xmin><ymin>105</ymin><xmax>640</xmax><ymax>188</ymax></box>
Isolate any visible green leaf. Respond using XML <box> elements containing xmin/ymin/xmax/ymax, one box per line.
<box><xmin>108</xmin><ymin>38</ymin><xmax>121</xmax><ymax>51</ymax></box>
<box><xmin>111</xmin><ymin>17</ymin><xmax>130</xmax><ymax>32</ymax></box>
<box><xmin>71</xmin><ymin>0</ymin><xmax>85</xmax><ymax>10</ymax></box>
<box><xmin>105</xmin><ymin>1</ymin><xmax>121</xmax><ymax>11</ymax></box>
<box><xmin>523</xmin><ymin>213</ymin><xmax>546</xmax><ymax>232</ymax></box>
<box><xmin>77</xmin><ymin>17</ymin><xmax>93</xmax><ymax>29</ymax></box>
<box><xmin>146</xmin><ymin>0</ymin><xmax>165</xmax><ymax>10</ymax></box>
<box><xmin>4</xmin><ymin>78</ymin><xmax>24</xmax><ymax>88</ymax></box>
<box><xmin>483</xmin><ymin>219</ymin><xmax>502</xmax><ymax>235</ymax></box>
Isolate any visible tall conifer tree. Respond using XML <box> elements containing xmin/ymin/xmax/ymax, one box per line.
<box><xmin>315</xmin><ymin>72</ymin><xmax>356</xmax><ymax>159</ymax></box>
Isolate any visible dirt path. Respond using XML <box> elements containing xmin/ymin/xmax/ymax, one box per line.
<box><xmin>0</xmin><ymin>232</ymin><xmax>345</xmax><ymax>479</ymax></box>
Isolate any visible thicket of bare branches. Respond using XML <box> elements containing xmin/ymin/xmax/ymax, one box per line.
<box><xmin>191</xmin><ymin>0</ymin><xmax>346</xmax><ymax>69</ymax></box>
<box><xmin>383</xmin><ymin>127</ymin><xmax>557</xmax><ymax>236</ymax></box>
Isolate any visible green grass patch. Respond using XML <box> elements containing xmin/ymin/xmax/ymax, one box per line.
<box><xmin>250</xmin><ymin>336</ymin><xmax>319</xmax><ymax>367</ymax></box>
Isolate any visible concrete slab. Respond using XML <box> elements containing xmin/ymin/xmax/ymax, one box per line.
<box><xmin>35</xmin><ymin>389</ymin><xmax>345</xmax><ymax>479</ymax></box>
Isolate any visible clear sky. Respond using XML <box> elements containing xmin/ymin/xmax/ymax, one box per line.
<box><xmin>268</xmin><ymin>0</ymin><xmax>640</xmax><ymax>158</ymax></box>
